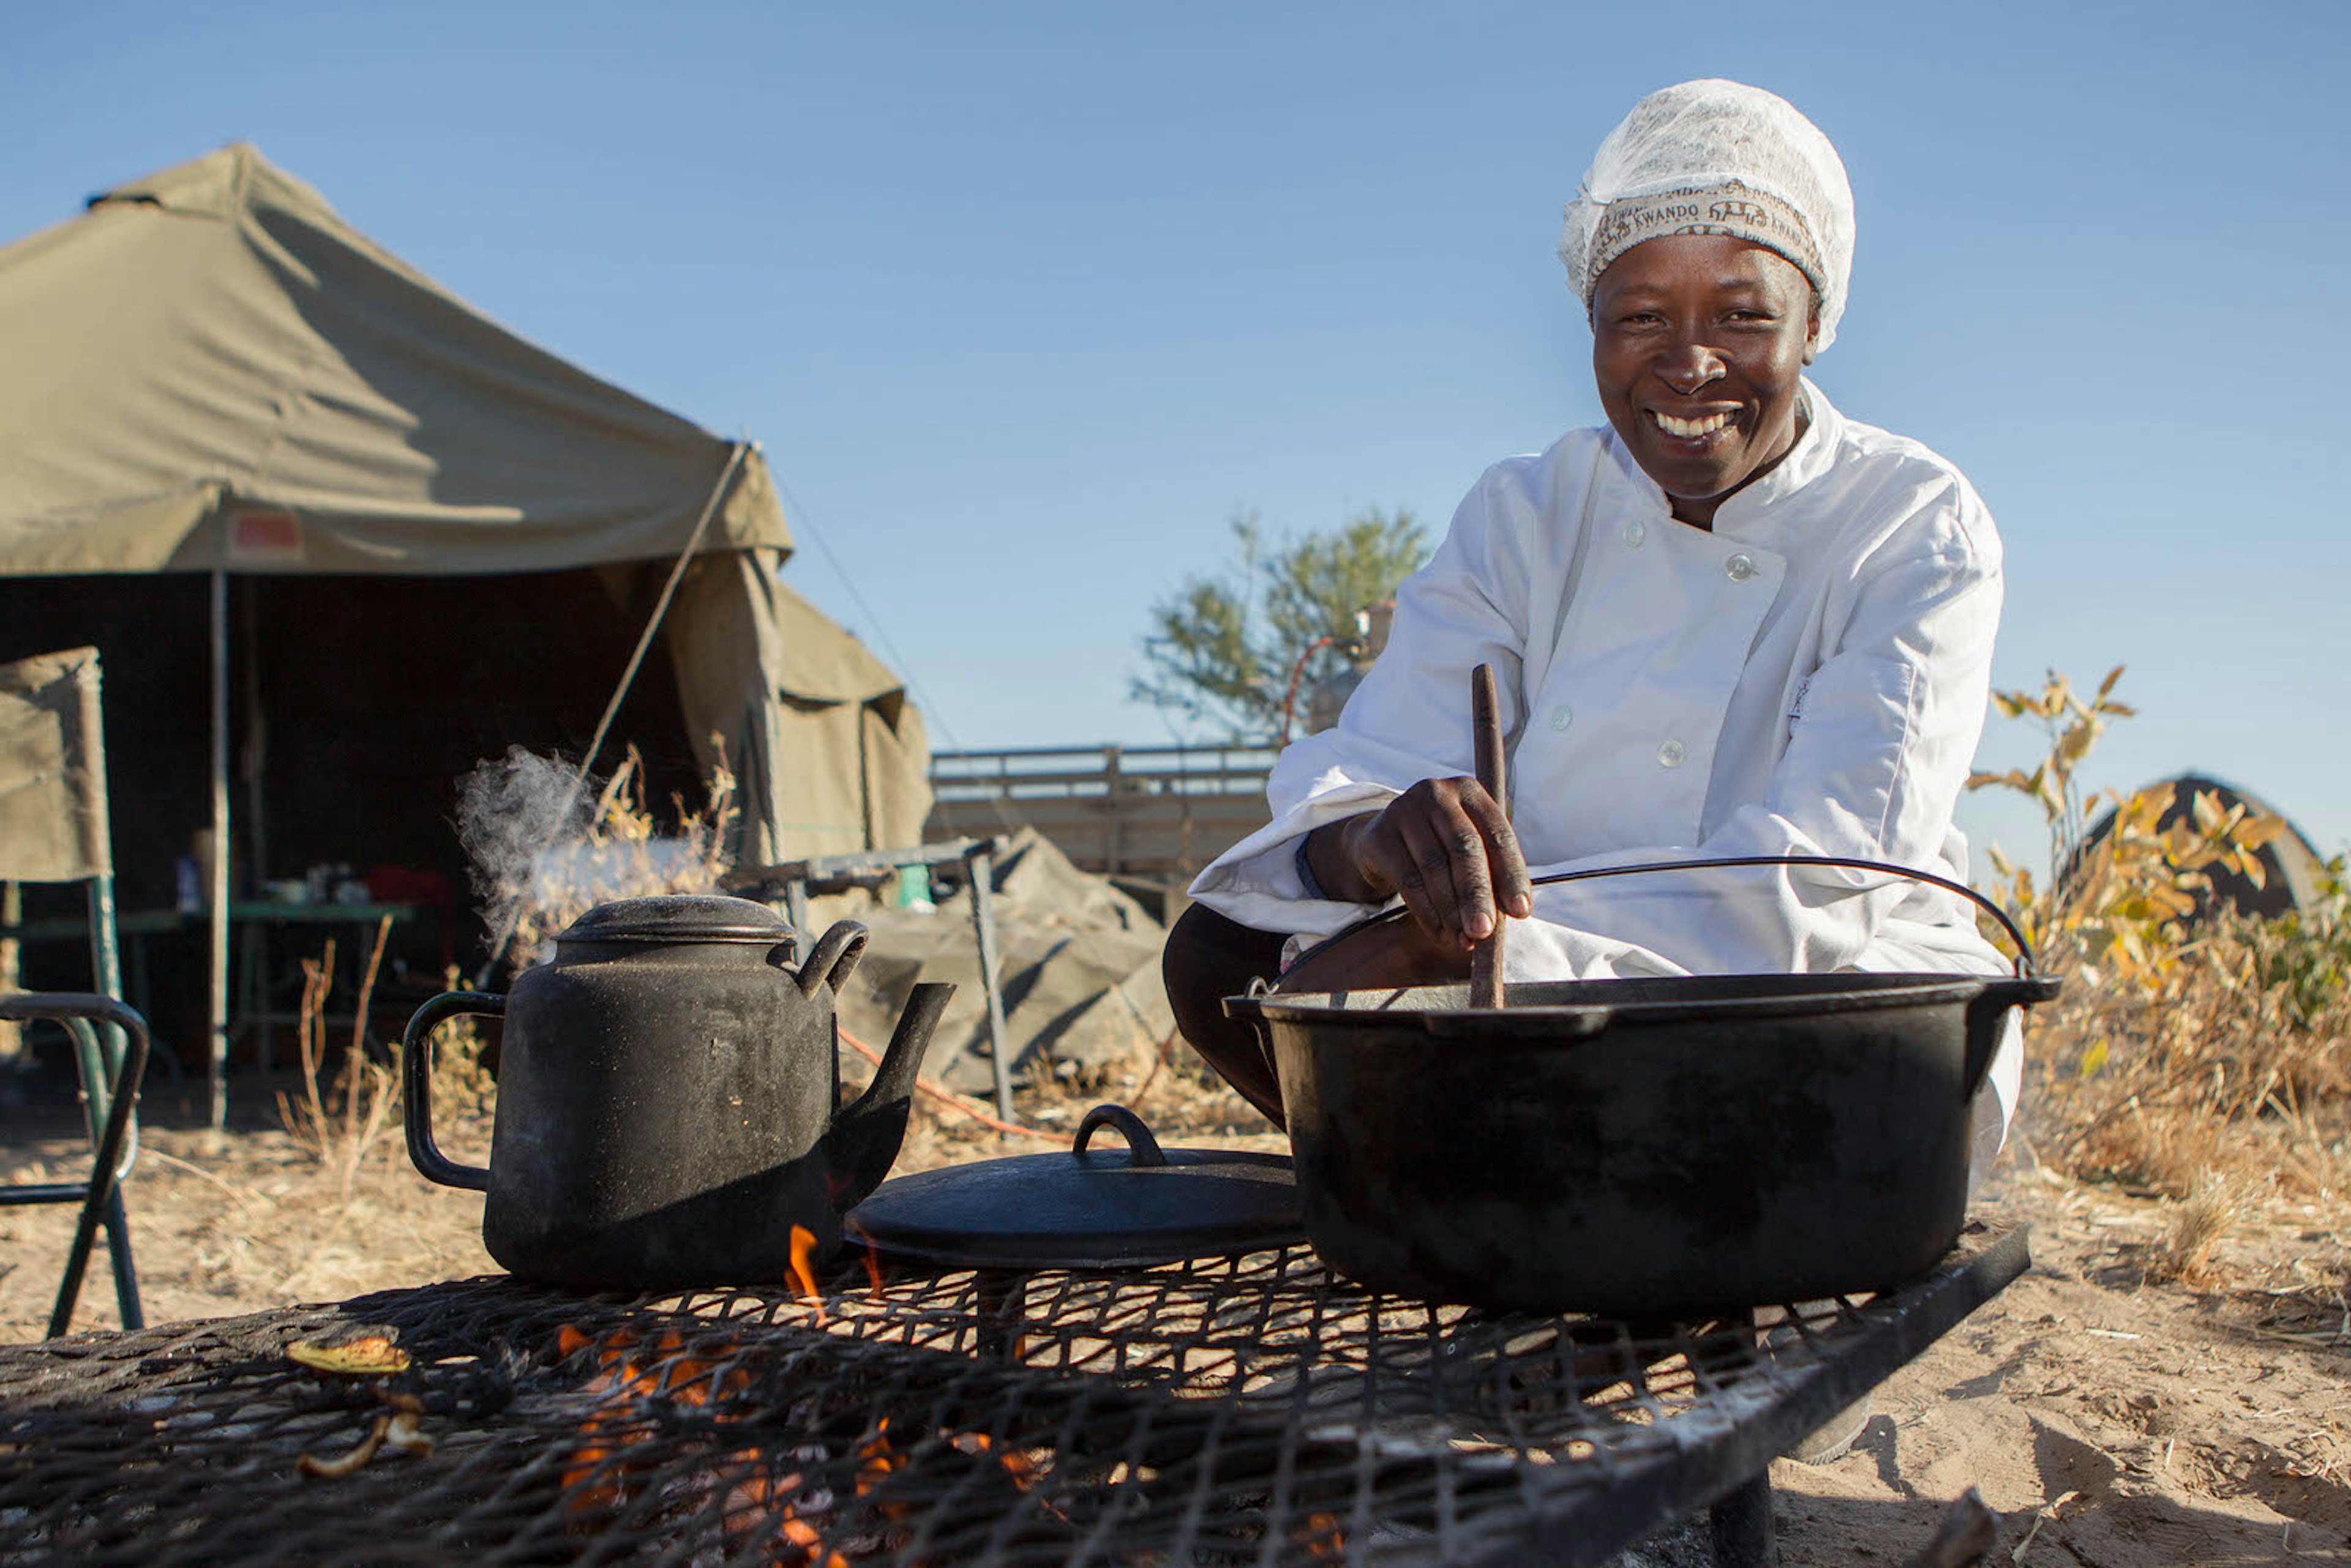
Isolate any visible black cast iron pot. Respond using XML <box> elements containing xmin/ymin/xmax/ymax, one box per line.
<box><xmin>403</xmin><ymin>894</ymin><xmax>951</xmax><ymax>1288</ymax></box>
<box><xmin>1222</xmin><ymin>857</ymin><xmax>2062</xmax><ymax>1315</ymax></box>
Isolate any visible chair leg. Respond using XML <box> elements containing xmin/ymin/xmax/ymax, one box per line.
<box><xmin>103</xmin><ymin>1186</ymin><xmax>143</xmax><ymax>1331</ymax></box>
<box><xmin>7</xmin><ymin>994</ymin><xmax>152</xmax><ymax>1339</ymax></box>
<box><xmin>46</xmin><ymin>1163</ymin><xmax>111</xmax><ymax>1339</ymax></box>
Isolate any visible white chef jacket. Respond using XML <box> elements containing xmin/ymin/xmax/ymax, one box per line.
<box><xmin>1189</xmin><ymin>381</ymin><xmax>2022</xmax><ymax>1157</ymax></box>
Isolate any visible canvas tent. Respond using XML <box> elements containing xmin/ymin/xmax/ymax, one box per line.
<box><xmin>0</xmin><ymin>144</ymin><xmax>929</xmax><ymax>1117</ymax></box>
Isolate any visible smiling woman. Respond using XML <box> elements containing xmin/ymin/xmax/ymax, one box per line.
<box><xmin>1589</xmin><ymin>234</ymin><xmax>1817</xmax><ymax>527</ymax></box>
<box><xmin>1164</xmin><ymin>80</ymin><xmax>2027</xmax><ymax>1176</ymax></box>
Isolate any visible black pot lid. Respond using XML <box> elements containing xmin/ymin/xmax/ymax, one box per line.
<box><xmin>558</xmin><ymin>893</ymin><xmax>793</xmax><ymax>946</ymax></box>
<box><xmin>848</xmin><ymin>1105</ymin><xmax>1300</xmax><ymax>1270</ymax></box>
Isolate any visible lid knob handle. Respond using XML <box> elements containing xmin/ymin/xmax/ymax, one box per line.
<box><xmin>1072</xmin><ymin>1103</ymin><xmax>1168</xmax><ymax>1168</ymax></box>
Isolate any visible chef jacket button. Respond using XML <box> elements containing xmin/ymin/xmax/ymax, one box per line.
<box><xmin>1549</xmin><ymin>705</ymin><xmax>1573</xmax><ymax>732</ymax></box>
<box><xmin>1624</xmin><ymin>519</ymin><xmax>1646</xmax><ymax>547</ymax></box>
<box><xmin>1725</xmin><ymin>552</ymin><xmax>1756</xmax><ymax>581</ymax></box>
<box><xmin>1657</xmin><ymin>737</ymin><xmax>1687</xmax><ymax>768</ymax></box>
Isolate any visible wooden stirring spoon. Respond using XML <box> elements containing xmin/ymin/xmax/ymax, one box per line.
<box><xmin>1469</xmin><ymin>661</ymin><xmax>1508</xmax><ymax>1009</ymax></box>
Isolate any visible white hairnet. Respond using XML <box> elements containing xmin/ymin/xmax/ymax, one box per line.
<box><xmin>1559</xmin><ymin>80</ymin><xmax>1856</xmax><ymax>353</ymax></box>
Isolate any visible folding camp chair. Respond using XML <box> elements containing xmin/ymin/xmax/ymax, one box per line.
<box><xmin>0</xmin><ymin>647</ymin><xmax>147</xmax><ymax>1335</ymax></box>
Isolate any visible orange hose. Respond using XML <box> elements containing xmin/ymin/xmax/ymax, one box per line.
<box><xmin>837</xmin><ymin>1024</ymin><xmax>1059</xmax><ymax>1142</ymax></box>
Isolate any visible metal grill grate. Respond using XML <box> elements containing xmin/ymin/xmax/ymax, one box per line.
<box><xmin>0</xmin><ymin>1226</ymin><xmax>2025</xmax><ymax>1567</ymax></box>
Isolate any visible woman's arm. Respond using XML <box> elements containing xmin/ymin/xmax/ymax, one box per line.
<box><xmin>1187</xmin><ymin>451</ymin><xmax>1562</xmax><ymax>939</ymax></box>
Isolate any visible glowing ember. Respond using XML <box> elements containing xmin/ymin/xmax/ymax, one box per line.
<box><xmin>554</xmin><ymin>1325</ymin><xmax>752</xmax><ymax>1514</ymax></box>
<box><xmin>1295</xmin><ymin>1508</ymin><xmax>1346</xmax><ymax>1559</ymax></box>
<box><xmin>721</xmin><ymin>1461</ymin><xmax>850</xmax><ymax>1568</ymax></box>
<box><xmin>547</xmin><ymin>1324</ymin><xmax>1070</xmax><ymax>1561</ymax></box>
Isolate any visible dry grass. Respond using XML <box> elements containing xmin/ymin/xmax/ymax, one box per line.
<box><xmin>271</xmin><ymin>920</ymin><xmax>498</xmax><ymax>1207</ymax></box>
<box><xmin>2143</xmin><ymin>1172</ymin><xmax>2248</xmax><ymax>1287</ymax></box>
<box><xmin>1972</xmin><ymin>669</ymin><xmax>2350</xmax><ymax>1312</ymax></box>
<box><xmin>274</xmin><ymin>918</ymin><xmax>399</xmax><ymax>1201</ymax></box>
<box><xmin>2023</xmin><ymin>902</ymin><xmax>2351</xmax><ymax>1209</ymax></box>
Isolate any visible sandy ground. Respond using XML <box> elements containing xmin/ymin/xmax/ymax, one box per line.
<box><xmin>3</xmin><ymin>1067</ymin><xmax>2345</xmax><ymax>1566</ymax></box>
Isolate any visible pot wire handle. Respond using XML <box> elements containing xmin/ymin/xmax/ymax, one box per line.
<box><xmin>1073</xmin><ymin>1104</ymin><xmax>1168</xmax><ymax>1168</ymax></box>
<box><xmin>1519</xmin><ymin>854</ymin><xmax>2040</xmax><ymax>977</ymax></box>
<box><xmin>1324</xmin><ymin>852</ymin><xmax>2039</xmax><ymax>978</ymax></box>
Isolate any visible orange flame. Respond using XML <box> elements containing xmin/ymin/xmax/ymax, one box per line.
<box><xmin>787</xmin><ymin>1225</ymin><xmax>827</xmax><ymax>1325</ymax></box>
<box><xmin>721</xmin><ymin>1461</ymin><xmax>850</xmax><ymax>1568</ymax></box>
<box><xmin>548</xmin><ymin>1322</ymin><xmax>1079</xmax><ymax>1561</ymax></box>
<box><xmin>552</xmin><ymin>1323</ymin><xmax>753</xmax><ymax>1518</ymax></box>
<box><xmin>1295</xmin><ymin>1509</ymin><xmax>1346</xmax><ymax>1559</ymax></box>
<box><xmin>844</xmin><ymin>1216</ymin><xmax>887</xmax><ymax>1299</ymax></box>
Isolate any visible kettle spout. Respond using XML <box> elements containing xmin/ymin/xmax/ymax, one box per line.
<box><xmin>825</xmin><ymin>981</ymin><xmax>954</xmax><ymax>1212</ymax></box>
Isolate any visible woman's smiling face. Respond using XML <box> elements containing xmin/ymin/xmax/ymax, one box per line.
<box><xmin>1589</xmin><ymin>233</ymin><xmax>1820</xmax><ymax>528</ymax></box>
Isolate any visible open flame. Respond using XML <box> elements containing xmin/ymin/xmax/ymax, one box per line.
<box><xmin>551</xmin><ymin>1324</ymin><xmax>1063</xmax><ymax>1563</ymax></box>
<box><xmin>718</xmin><ymin>1461</ymin><xmax>852</xmax><ymax>1568</ymax></box>
<box><xmin>844</xmin><ymin>1216</ymin><xmax>887</xmax><ymax>1298</ymax></box>
<box><xmin>786</xmin><ymin>1225</ymin><xmax>826</xmax><ymax>1325</ymax></box>
<box><xmin>556</xmin><ymin>1326</ymin><xmax>754</xmax><ymax>1515</ymax></box>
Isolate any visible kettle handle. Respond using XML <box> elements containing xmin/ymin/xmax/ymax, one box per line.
<box><xmin>797</xmin><ymin>921</ymin><xmax>869</xmax><ymax>998</ymax></box>
<box><xmin>402</xmin><ymin>991</ymin><xmax>502</xmax><ymax>1191</ymax></box>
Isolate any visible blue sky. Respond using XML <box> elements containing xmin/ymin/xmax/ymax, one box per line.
<box><xmin>6</xmin><ymin>0</ymin><xmax>2347</xmax><ymax>871</ymax></box>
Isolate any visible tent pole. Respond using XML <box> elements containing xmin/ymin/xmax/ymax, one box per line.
<box><xmin>574</xmin><ymin>441</ymin><xmax>749</xmax><ymax>789</ymax></box>
<box><xmin>238</xmin><ymin>588</ymin><xmax>269</xmax><ymax>1079</ymax></box>
<box><xmin>207</xmin><ymin>569</ymin><xmax>230</xmax><ymax>1131</ymax></box>
<box><xmin>471</xmin><ymin>441</ymin><xmax>749</xmax><ymax>984</ymax></box>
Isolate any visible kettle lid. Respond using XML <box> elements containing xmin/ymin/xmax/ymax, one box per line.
<box><xmin>558</xmin><ymin>893</ymin><xmax>793</xmax><ymax>946</ymax></box>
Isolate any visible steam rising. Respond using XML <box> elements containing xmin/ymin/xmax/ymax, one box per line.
<box><xmin>456</xmin><ymin>746</ymin><xmax>738</xmax><ymax>969</ymax></box>
<box><xmin>455</xmin><ymin>748</ymin><xmax>596</xmax><ymax>963</ymax></box>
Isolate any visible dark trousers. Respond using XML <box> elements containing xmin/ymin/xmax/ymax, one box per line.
<box><xmin>1161</xmin><ymin>902</ymin><xmax>1291</xmax><ymax>1129</ymax></box>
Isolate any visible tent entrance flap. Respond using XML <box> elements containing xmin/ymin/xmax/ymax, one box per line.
<box><xmin>666</xmin><ymin>554</ymin><xmax>933</xmax><ymax>871</ymax></box>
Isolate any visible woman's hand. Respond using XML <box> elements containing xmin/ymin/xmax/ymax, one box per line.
<box><xmin>1303</xmin><ymin>779</ymin><xmax>1534</xmax><ymax>947</ymax></box>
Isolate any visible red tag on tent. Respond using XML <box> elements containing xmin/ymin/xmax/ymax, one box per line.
<box><xmin>230</xmin><ymin>508</ymin><xmax>304</xmax><ymax>563</ymax></box>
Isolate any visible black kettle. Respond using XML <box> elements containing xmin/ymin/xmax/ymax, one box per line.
<box><xmin>403</xmin><ymin>893</ymin><xmax>951</xmax><ymax>1288</ymax></box>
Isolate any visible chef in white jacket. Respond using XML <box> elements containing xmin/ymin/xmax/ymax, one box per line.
<box><xmin>1164</xmin><ymin>80</ymin><xmax>2023</xmax><ymax>1166</ymax></box>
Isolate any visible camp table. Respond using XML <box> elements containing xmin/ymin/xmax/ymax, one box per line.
<box><xmin>0</xmin><ymin>1224</ymin><xmax>2027</xmax><ymax>1566</ymax></box>
<box><xmin>227</xmin><ymin>898</ymin><xmax>427</xmax><ymax>1068</ymax></box>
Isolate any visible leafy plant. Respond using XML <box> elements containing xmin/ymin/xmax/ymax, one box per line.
<box><xmin>1970</xmin><ymin>666</ymin><xmax>2285</xmax><ymax>995</ymax></box>
<box><xmin>1971</xmin><ymin>667</ymin><xmax>2347</xmax><ymax>1204</ymax></box>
